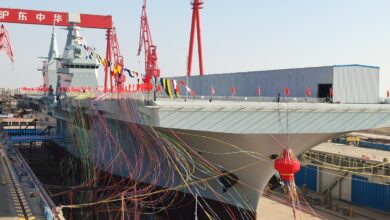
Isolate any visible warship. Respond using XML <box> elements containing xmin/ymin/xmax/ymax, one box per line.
<box><xmin>22</xmin><ymin>24</ymin><xmax>390</xmax><ymax>219</ymax></box>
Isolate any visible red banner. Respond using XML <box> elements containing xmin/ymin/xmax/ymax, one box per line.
<box><xmin>0</xmin><ymin>8</ymin><xmax>112</xmax><ymax>29</ymax></box>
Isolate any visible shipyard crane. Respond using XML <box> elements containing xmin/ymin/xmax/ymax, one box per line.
<box><xmin>0</xmin><ymin>24</ymin><xmax>14</xmax><ymax>63</ymax></box>
<box><xmin>137</xmin><ymin>0</ymin><xmax>160</xmax><ymax>87</ymax></box>
<box><xmin>105</xmin><ymin>27</ymin><xmax>126</xmax><ymax>92</ymax></box>
<box><xmin>187</xmin><ymin>0</ymin><xmax>204</xmax><ymax>77</ymax></box>
<box><xmin>0</xmin><ymin>7</ymin><xmax>118</xmax><ymax>93</ymax></box>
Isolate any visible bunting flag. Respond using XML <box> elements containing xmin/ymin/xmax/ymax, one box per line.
<box><xmin>387</xmin><ymin>90</ymin><xmax>389</xmax><ymax>98</ymax></box>
<box><xmin>186</xmin><ymin>85</ymin><xmax>196</xmax><ymax>97</ymax></box>
<box><xmin>329</xmin><ymin>88</ymin><xmax>334</xmax><ymax>97</ymax></box>
<box><xmin>172</xmin><ymin>80</ymin><xmax>180</xmax><ymax>97</ymax></box>
<box><xmin>306</xmin><ymin>87</ymin><xmax>311</xmax><ymax>97</ymax></box>
<box><xmin>97</xmin><ymin>54</ymin><xmax>103</xmax><ymax>63</ymax></box>
<box><xmin>157</xmin><ymin>84</ymin><xmax>162</xmax><ymax>94</ymax></box>
<box><xmin>231</xmin><ymin>85</ymin><xmax>236</xmax><ymax>96</ymax></box>
<box><xmin>113</xmin><ymin>64</ymin><xmax>122</xmax><ymax>76</ymax></box>
<box><xmin>178</xmin><ymin>80</ymin><xmax>196</xmax><ymax>97</ymax></box>
<box><xmin>101</xmin><ymin>58</ymin><xmax>108</xmax><ymax>67</ymax></box>
<box><xmin>165</xmin><ymin>79</ymin><xmax>173</xmax><ymax>99</ymax></box>
<box><xmin>124</xmin><ymin>68</ymin><xmax>133</xmax><ymax>78</ymax></box>
<box><xmin>160</xmin><ymin>78</ymin><xmax>165</xmax><ymax>91</ymax></box>
<box><xmin>132</xmin><ymin>71</ymin><xmax>140</xmax><ymax>77</ymax></box>
<box><xmin>211</xmin><ymin>85</ymin><xmax>215</xmax><ymax>96</ymax></box>
<box><xmin>95</xmin><ymin>54</ymin><xmax>102</xmax><ymax>62</ymax></box>
<box><xmin>257</xmin><ymin>86</ymin><xmax>261</xmax><ymax>97</ymax></box>
<box><xmin>284</xmin><ymin>87</ymin><xmax>290</xmax><ymax>96</ymax></box>
<box><xmin>94</xmin><ymin>53</ymin><xmax>107</xmax><ymax>67</ymax></box>
<box><xmin>175</xmin><ymin>82</ymin><xmax>180</xmax><ymax>95</ymax></box>
<box><xmin>82</xmin><ymin>44</ymin><xmax>94</xmax><ymax>60</ymax></box>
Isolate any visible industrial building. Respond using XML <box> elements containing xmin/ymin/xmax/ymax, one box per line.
<box><xmin>173</xmin><ymin>64</ymin><xmax>379</xmax><ymax>104</ymax></box>
<box><xmin>296</xmin><ymin>142</ymin><xmax>390</xmax><ymax>213</ymax></box>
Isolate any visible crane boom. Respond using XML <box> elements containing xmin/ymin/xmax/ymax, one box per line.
<box><xmin>138</xmin><ymin>0</ymin><xmax>160</xmax><ymax>84</ymax></box>
<box><xmin>0</xmin><ymin>24</ymin><xmax>14</xmax><ymax>62</ymax></box>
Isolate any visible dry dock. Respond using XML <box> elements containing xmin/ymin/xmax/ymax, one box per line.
<box><xmin>0</xmin><ymin>136</ymin><xmax>62</xmax><ymax>220</ymax></box>
<box><xmin>0</xmin><ymin>144</ymin><xmax>38</xmax><ymax>220</ymax></box>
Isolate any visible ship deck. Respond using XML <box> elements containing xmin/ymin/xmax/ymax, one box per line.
<box><xmin>154</xmin><ymin>97</ymin><xmax>390</xmax><ymax>110</ymax></box>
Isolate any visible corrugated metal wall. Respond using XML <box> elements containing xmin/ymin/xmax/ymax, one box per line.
<box><xmin>295</xmin><ymin>165</ymin><xmax>318</xmax><ymax>191</ymax></box>
<box><xmin>169</xmin><ymin>65</ymin><xmax>379</xmax><ymax>104</ymax></box>
<box><xmin>333</xmin><ymin>65</ymin><xmax>379</xmax><ymax>104</ymax></box>
<box><xmin>171</xmin><ymin>66</ymin><xmax>334</xmax><ymax>97</ymax></box>
<box><xmin>351</xmin><ymin>175</ymin><xmax>390</xmax><ymax>212</ymax></box>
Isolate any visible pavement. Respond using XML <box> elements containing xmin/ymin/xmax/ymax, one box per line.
<box><xmin>258</xmin><ymin>193</ymin><xmax>327</xmax><ymax>220</ymax></box>
<box><xmin>259</xmin><ymin>191</ymin><xmax>390</xmax><ymax>220</ymax></box>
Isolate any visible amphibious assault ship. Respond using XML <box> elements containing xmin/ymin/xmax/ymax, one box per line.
<box><xmin>25</xmin><ymin>24</ymin><xmax>390</xmax><ymax>219</ymax></box>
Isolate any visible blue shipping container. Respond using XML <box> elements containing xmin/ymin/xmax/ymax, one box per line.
<box><xmin>351</xmin><ymin>175</ymin><xmax>390</xmax><ymax>212</ymax></box>
<box><xmin>295</xmin><ymin>165</ymin><xmax>317</xmax><ymax>192</ymax></box>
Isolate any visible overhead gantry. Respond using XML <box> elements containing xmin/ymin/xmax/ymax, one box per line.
<box><xmin>0</xmin><ymin>7</ymin><xmax>124</xmax><ymax>92</ymax></box>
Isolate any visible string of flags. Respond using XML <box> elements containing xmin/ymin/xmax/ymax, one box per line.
<box><xmin>82</xmin><ymin>43</ymin><xmax>136</xmax><ymax>79</ymax></box>
<box><xmin>79</xmin><ymin>43</ymin><xmax>195</xmax><ymax>98</ymax></box>
<box><xmin>159</xmin><ymin>78</ymin><xmax>196</xmax><ymax>99</ymax></box>
<box><xmin>77</xmin><ymin>43</ymin><xmax>335</xmax><ymax>100</ymax></box>
<box><xmin>21</xmin><ymin>84</ymin><xmax>332</xmax><ymax>97</ymax></box>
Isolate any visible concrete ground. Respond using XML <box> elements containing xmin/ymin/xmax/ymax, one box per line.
<box><xmin>258</xmin><ymin>192</ymin><xmax>390</xmax><ymax>220</ymax></box>
<box><xmin>258</xmin><ymin>195</ymin><xmax>324</xmax><ymax>220</ymax></box>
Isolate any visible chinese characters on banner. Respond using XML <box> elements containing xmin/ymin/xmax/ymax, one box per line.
<box><xmin>0</xmin><ymin>8</ymin><xmax>112</xmax><ymax>29</ymax></box>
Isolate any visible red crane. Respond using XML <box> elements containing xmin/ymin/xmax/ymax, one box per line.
<box><xmin>105</xmin><ymin>27</ymin><xmax>126</xmax><ymax>92</ymax></box>
<box><xmin>137</xmin><ymin>0</ymin><xmax>160</xmax><ymax>85</ymax></box>
<box><xmin>0</xmin><ymin>7</ymin><xmax>116</xmax><ymax>93</ymax></box>
<box><xmin>0</xmin><ymin>24</ymin><xmax>14</xmax><ymax>63</ymax></box>
<box><xmin>187</xmin><ymin>0</ymin><xmax>204</xmax><ymax>77</ymax></box>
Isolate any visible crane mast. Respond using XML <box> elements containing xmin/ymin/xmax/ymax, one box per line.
<box><xmin>0</xmin><ymin>24</ymin><xmax>14</xmax><ymax>63</ymax></box>
<box><xmin>105</xmin><ymin>27</ymin><xmax>126</xmax><ymax>92</ymax></box>
<box><xmin>187</xmin><ymin>0</ymin><xmax>204</xmax><ymax>77</ymax></box>
<box><xmin>137</xmin><ymin>0</ymin><xmax>160</xmax><ymax>85</ymax></box>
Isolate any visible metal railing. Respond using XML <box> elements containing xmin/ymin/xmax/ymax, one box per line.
<box><xmin>163</xmin><ymin>95</ymin><xmax>328</xmax><ymax>103</ymax></box>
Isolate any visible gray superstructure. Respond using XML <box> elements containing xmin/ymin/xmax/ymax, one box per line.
<box><xmin>56</xmin><ymin>24</ymin><xmax>99</xmax><ymax>90</ymax></box>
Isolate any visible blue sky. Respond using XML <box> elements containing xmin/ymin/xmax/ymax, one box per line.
<box><xmin>0</xmin><ymin>0</ymin><xmax>389</xmax><ymax>96</ymax></box>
